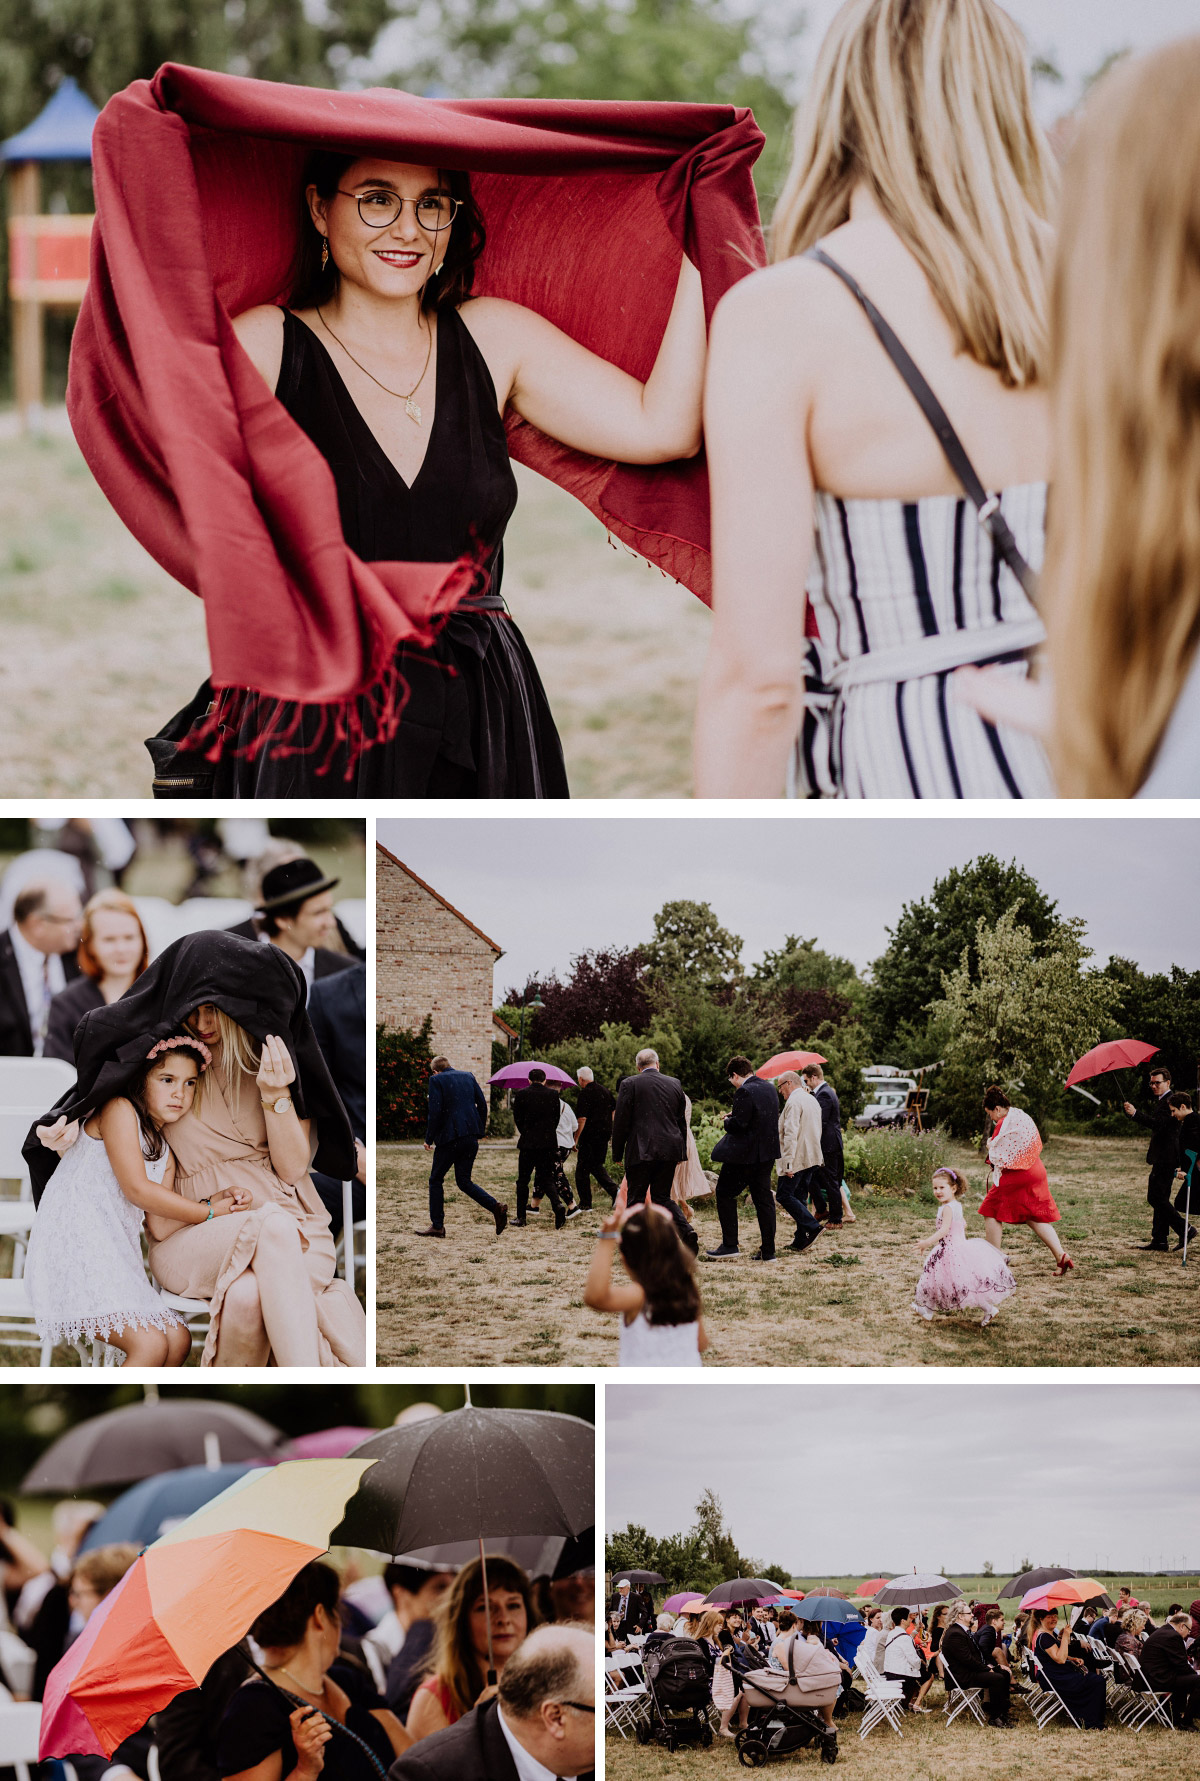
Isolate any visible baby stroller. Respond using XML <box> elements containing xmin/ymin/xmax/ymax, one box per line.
<box><xmin>734</xmin><ymin>1635</ymin><xmax>840</xmax><ymax>1766</ymax></box>
<box><xmin>637</xmin><ymin>1637</ymin><xmax>715</xmax><ymax>1750</ymax></box>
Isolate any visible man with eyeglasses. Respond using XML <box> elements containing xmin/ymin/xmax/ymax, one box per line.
<box><xmin>389</xmin><ymin>1622</ymin><xmax>595</xmax><ymax>1781</ymax></box>
<box><xmin>0</xmin><ymin>881</ymin><xmax>83</xmax><ymax>1056</ymax></box>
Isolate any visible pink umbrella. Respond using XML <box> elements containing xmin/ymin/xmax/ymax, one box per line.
<box><xmin>488</xmin><ymin>1061</ymin><xmax>576</xmax><ymax>1089</ymax></box>
<box><xmin>1066</xmin><ymin>1039</ymin><xmax>1158</xmax><ymax>1087</ymax></box>
<box><xmin>756</xmin><ymin>1051</ymin><xmax>826</xmax><ymax>1079</ymax></box>
<box><xmin>289</xmin><ymin>1428</ymin><xmax>378</xmax><ymax>1460</ymax></box>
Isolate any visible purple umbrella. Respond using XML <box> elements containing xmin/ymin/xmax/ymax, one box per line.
<box><xmin>663</xmin><ymin>1592</ymin><xmax>707</xmax><ymax>1613</ymax></box>
<box><xmin>290</xmin><ymin>1427</ymin><xmax>379</xmax><ymax>1459</ymax></box>
<box><xmin>488</xmin><ymin>1061</ymin><xmax>576</xmax><ymax>1089</ymax></box>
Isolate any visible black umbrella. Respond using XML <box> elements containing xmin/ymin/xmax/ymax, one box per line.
<box><xmin>21</xmin><ymin>1399</ymin><xmax>290</xmax><ymax>1492</ymax></box>
<box><xmin>611</xmin><ymin>1569</ymin><xmax>665</xmax><ymax>1589</ymax></box>
<box><xmin>702</xmin><ymin>1579</ymin><xmax>780</xmax><ymax>1605</ymax></box>
<box><xmin>333</xmin><ymin>1399</ymin><xmax>593</xmax><ymax>1678</ymax></box>
<box><xmin>998</xmin><ymin>1566</ymin><xmax>1076</xmax><ymax>1600</ymax></box>
<box><xmin>398</xmin><ymin>1535</ymin><xmax>567</xmax><ymax>1576</ymax></box>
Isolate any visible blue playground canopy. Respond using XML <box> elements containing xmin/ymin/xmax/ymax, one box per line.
<box><xmin>1</xmin><ymin>77</ymin><xmax>99</xmax><ymax>162</ymax></box>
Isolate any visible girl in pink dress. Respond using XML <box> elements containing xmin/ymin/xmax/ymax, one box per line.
<box><xmin>913</xmin><ymin>1168</ymin><xmax>1016</xmax><ymax>1328</ymax></box>
<box><xmin>979</xmin><ymin>1087</ymin><xmax>1074</xmax><ymax>1275</ymax></box>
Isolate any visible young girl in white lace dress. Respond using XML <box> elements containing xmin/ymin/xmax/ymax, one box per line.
<box><xmin>583</xmin><ymin>1203</ymin><xmax>708</xmax><ymax>1366</ymax></box>
<box><xmin>25</xmin><ymin>1037</ymin><xmax>250</xmax><ymax>1363</ymax></box>
<box><xmin>913</xmin><ymin>1166</ymin><xmax>1016</xmax><ymax>1328</ymax></box>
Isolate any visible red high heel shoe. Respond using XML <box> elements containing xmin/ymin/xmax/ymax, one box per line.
<box><xmin>1055</xmin><ymin>1252</ymin><xmax>1075</xmax><ymax>1275</ymax></box>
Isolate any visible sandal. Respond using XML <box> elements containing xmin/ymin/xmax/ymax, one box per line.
<box><xmin>1055</xmin><ymin>1252</ymin><xmax>1075</xmax><ymax>1275</ymax></box>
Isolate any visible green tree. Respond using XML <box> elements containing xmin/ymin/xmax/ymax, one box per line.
<box><xmin>541</xmin><ymin>1017</ymin><xmax>683</xmax><ymax>1091</ymax></box>
<box><xmin>604</xmin><ymin>1522</ymin><xmax>660</xmax><ymax>1575</ymax></box>
<box><xmin>643</xmin><ymin>899</ymin><xmax>744</xmax><ymax>991</ymax></box>
<box><xmin>867</xmin><ymin>855</ymin><xmax>1066</xmax><ymax>1052</ymax></box>
<box><xmin>753</xmin><ymin>934</ymin><xmax>863</xmax><ymax>1000</ymax></box>
<box><xmin>927</xmin><ymin>906</ymin><xmax>1120</xmax><ymax>1136</ymax></box>
<box><xmin>792</xmin><ymin>1017</ymin><xmax>871</xmax><ymax>1122</ymax></box>
<box><xmin>1100</xmin><ymin>959</ymin><xmax>1200</xmax><ymax>1099</ymax></box>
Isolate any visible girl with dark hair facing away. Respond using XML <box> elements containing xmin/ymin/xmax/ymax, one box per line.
<box><xmin>23</xmin><ymin>1038</ymin><xmax>250</xmax><ymax>1363</ymax></box>
<box><xmin>177</xmin><ymin>150</ymin><xmax>706</xmax><ymax>798</ymax></box>
<box><xmin>219</xmin><ymin>1560</ymin><xmax>410</xmax><ymax>1781</ymax></box>
<box><xmin>584</xmin><ymin>1201</ymin><xmax>707</xmax><ymax>1366</ymax></box>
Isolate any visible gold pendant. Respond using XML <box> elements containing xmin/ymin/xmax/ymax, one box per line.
<box><xmin>405</xmin><ymin>397</ymin><xmax>422</xmax><ymax>425</ymax></box>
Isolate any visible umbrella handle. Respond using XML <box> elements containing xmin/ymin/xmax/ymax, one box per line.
<box><xmin>479</xmin><ymin>1537</ymin><xmax>497</xmax><ymax>1687</ymax></box>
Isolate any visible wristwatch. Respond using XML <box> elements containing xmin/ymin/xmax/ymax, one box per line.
<box><xmin>262</xmin><ymin>1094</ymin><xmax>293</xmax><ymax>1114</ymax></box>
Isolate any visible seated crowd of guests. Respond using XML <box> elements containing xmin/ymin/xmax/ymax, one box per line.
<box><xmin>605</xmin><ymin>1579</ymin><xmax>1200</xmax><ymax>1735</ymax></box>
<box><xmin>1</xmin><ymin>1512</ymin><xmax>596</xmax><ymax>1781</ymax></box>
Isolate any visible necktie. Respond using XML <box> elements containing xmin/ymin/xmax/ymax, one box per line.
<box><xmin>35</xmin><ymin>955</ymin><xmax>52</xmax><ymax>1056</ymax></box>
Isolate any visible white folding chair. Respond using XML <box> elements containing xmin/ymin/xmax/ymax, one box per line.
<box><xmin>855</xmin><ymin>1655</ymin><xmax>905</xmax><ymax>1740</ymax></box>
<box><xmin>939</xmin><ymin>1652</ymin><xmax>986</xmax><ymax>1727</ymax></box>
<box><xmin>0</xmin><ymin>1697</ymin><xmax>45</xmax><ymax>1781</ymax></box>
<box><xmin>1117</xmin><ymin>1652</ymin><xmax>1174</xmax><ymax>1730</ymax></box>
<box><xmin>1025</xmin><ymin>1651</ymin><xmax>1082</xmax><ymax>1729</ymax></box>
<box><xmin>0</xmin><ymin>1056</ymin><xmax>77</xmax><ymax>1280</ymax></box>
<box><xmin>0</xmin><ymin>1278</ymin><xmax>52</xmax><ymax>1366</ymax></box>
<box><xmin>604</xmin><ymin>1655</ymin><xmax>648</xmax><ymax>1737</ymax></box>
<box><xmin>335</xmin><ymin>1179</ymin><xmax>367</xmax><ymax>1294</ymax></box>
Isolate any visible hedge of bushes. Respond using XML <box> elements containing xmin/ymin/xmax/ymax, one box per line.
<box><xmin>377</xmin><ymin>1018</ymin><xmax>433</xmax><ymax>1141</ymax></box>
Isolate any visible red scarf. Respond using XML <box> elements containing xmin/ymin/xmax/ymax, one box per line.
<box><xmin>68</xmin><ymin>66</ymin><xmax>763</xmax><ymax>757</ymax></box>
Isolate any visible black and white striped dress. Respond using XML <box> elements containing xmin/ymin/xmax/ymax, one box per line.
<box><xmin>791</xmin><ymin>482</ymin><xmax>1054</xmax><ymax>799</ymax></box>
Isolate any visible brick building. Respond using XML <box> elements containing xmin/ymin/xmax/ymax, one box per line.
<box><xmin>376</xmin><ymin>844</ymin><xmax>503</xmax><ymax>1088</ymax></box>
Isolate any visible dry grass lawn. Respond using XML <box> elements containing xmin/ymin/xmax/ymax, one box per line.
<box><xmin>605</xmin><ymin>1692</ymin><xmax>1191</xmax><ymax>1781</ymax></box>
<box><xmin>0</xmin><ymin>418</ymin><xmax>707</xmax><ymax>797</ymax></box>
<box><xmin>376</xmin><ymin>1133</ymin><xmax>1200</xmax><ymax>1367</ymax></box>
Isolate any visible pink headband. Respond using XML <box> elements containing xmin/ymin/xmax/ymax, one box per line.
<box><xmin>146</xmin><ymin>1034</ymin><xmax>212</xmax><ymax>1070</ymax></box>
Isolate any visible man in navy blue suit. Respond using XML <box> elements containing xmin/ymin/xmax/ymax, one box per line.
<box><xmin>416</xmin><ymin>1057</ymin><xmax>508</xmax><ymax>1239</ymax></box>
<box><xmin>707</xmin><ymin>1055</ymin><xmax>781</xmax><ymax>1262</ymax></box>
<box><xmin>803</xmin><ymin>1062</ymin><xmax>845</xmax><ymax>1229</ymax></box>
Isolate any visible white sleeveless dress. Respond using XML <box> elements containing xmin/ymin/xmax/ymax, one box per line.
<box><xmin>25</xmin><ymin>1126</ymin><xmax>185</xmax><ymax>1347</ymax></box>
<box><xmin>791</xmin><ymin>485</ymin><xmax>1055</xmax><ymax>799</ymax></box>
<box><xmin>618</xmin><ymin>1311</ymin><xmax>702</xmax><ymax>1367</ymax></box>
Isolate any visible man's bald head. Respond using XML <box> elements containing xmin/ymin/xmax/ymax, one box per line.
<box><xmin>14</xmin><ymin>881</ymin><xmax>83</xmax><ymax>956</ymax></box>
<box><xmin>499</xmin><ymin>1623</ymin><xmax>595</xmax><ymax>1773</ymax></box>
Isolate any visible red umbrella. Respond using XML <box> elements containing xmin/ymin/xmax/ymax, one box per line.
<box><xmin>857</xmin><ymin>1579</ymin><xmax>890</xmax><ymax>1596</ymax></box>
<box><xmin>1065</xmin><ymin>1040</ymin><xmax>1158</xmax><ymax>1086</ymax></box>
<box><xmin>757</xmin><ymin>1051</ymin><xmax>826</xmax><ymax>1079</ymax></box>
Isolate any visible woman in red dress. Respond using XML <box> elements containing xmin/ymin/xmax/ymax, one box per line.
<box><xmin>979</xmin><ymin>1088</ymin><xmax>1074</xmax><ymax>1275</ymax></box>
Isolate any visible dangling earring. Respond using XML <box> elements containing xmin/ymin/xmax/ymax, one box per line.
<box><xmin>320</xmin><ymin>238</ymin><xmax>329</xmax><ymax>272</ymax></box>
<box><xmin>432</xmin><ymin>259</ymin><xmax>442</xmax><ymax>276</ymax></box>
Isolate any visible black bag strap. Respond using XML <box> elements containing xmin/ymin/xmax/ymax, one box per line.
<box><xmin>805</xmin><ymin>246</ymin><xmax>1039</xmax><ymax>602</ymax></box>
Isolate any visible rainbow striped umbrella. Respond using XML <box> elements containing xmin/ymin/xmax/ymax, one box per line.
<box><xmin>40</xmin><ymin>1457</ymin><xmax>374</xmax><ymax>1759</ymax></box>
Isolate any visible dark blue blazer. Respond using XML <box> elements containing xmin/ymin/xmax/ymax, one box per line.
<box><xmin>712</xmin><ymin>1073</ymin><xmax>782</xmax><ymax>1167</ymax></box>
<box><xmin>426</xmin><ymin>1068</ymin><xmax>488</xmax><ymax>1146</ymax></box>
<box><xmin>307</xmin><ymin>962</ymin><xmax>366</xmax><ymax>1139</ymax></box>
<box><xmin>814</xmin><ymin>1081</ymin><xmax>843</xmax><ymax>1159</ymax></box>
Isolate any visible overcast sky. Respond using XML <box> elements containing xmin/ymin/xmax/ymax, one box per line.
<box><xmin>606</xmin><ymin>1382</ymin><xmax>1200</xmax><ymax>1575</ymax></box>
<box><xmin>379</xmin><ymin>817</ymin><xmax>1196</xmax><ymax>994</ymax></box>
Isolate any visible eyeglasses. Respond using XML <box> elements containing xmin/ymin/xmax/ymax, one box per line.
<box><xmin>559</xmin><ymin>1702</ymin><xmax>595</xmax><ymax>1714</ymax></box>
<box><xmin>337</xmin><ymin>188</ymin><xmax>461</xmax><ymax>232</ymax></box>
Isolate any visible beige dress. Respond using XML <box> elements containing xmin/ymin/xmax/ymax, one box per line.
<box><xmin>147</xmin><ymin>1063</ymin><xmax>366</xmax><ymax>1367</ymax></box>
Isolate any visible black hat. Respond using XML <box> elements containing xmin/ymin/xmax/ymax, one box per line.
<box><xmin>257</xmin><ymin>857</ymin><xmax>340</xmax><ymax>913</ymax></box>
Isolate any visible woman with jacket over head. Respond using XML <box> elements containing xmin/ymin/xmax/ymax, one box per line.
<box><xmin>696</xmin><ymin>0</ymin><xmax>1056</xmax><ymax>799</ymax></box>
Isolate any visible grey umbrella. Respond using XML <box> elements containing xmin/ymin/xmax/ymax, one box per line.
<box><xmin>873</xmin><ymin>1573</ymin><xmax>963</xmax><ymax>1608</ymax></box>
<box><xmin>332</xmin><ymin>1399</ymin><xmax>593</xmax><ymax>1678</ymax></box>
<box><xmin>21</xmin><ymin>1400</ymin><xmax>290</xmax><ymax>1492</ymax></box>
<box><xmin>702</xmin><ymin>1579</ymin><xmax>781</xmax><ymax>1605</ymax></box>
<box><xmin>998</xmin><ymin>1566</ymin><xmax>1076</xmax><ymax>1600</ymax></box>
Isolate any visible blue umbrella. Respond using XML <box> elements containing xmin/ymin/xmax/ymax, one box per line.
<box><xmin>792</xmin><ymin>1596</ymin><xmax>860</xmax><ymax>1622</ymax></box>
<box><xmin>77</xmin><ymin>1462</ymin><xmax>256</xmax><ymax>1551</ymax></box>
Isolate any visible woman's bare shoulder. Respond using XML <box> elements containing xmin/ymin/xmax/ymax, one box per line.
<box><xmin>230</xmin><ymin>304</ymin><xmax>286</xmax><ymax>389</ymax></box>
<box><xmin>711</xmin><ymin>259</ymin><xmax>842</xmax><ymax>366</ymax></box>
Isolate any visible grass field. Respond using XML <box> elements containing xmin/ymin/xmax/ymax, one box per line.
<box><xmin>0</xmin><ymin>417</ymin><xmax>707</xmax><ymax>797</ymax></box>
<box><xmin>375</xmin><ymin>1133</ymin><xmax>1200</xmax><ymax>1367</ymax></box>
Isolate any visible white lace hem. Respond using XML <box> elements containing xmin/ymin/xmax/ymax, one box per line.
<box><xmin>36</xmin><ymin>1306</ymin><xmax>185</xmax><ymax>1347</ymax></box>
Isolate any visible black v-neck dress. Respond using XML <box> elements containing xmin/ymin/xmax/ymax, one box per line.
<box><xmin>147</xmin><ymin>304</ymin><xmax>568</xmax><ymax>798</ymax></box>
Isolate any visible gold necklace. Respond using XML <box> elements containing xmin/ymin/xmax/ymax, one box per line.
<box><xmin>316</xmin><ymin>307</ymin><xmax>433</xmax><ymax>425</ymax></box>
<box><xmin>276</xmin><ymin>1664</ymin><xmax>329</xmax><ymax>1699</ymax></box>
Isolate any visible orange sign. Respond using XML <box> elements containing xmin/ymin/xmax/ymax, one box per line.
<box><xmin>8</xmin><ymin>214</ymin><xmax>93</xmax><ymax>302</ymax></box>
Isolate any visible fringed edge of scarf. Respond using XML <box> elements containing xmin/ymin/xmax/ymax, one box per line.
<box><xmin>182</xmin><ymin>548</ymin><xmax>492</xmax><ymax>780</ymax></box>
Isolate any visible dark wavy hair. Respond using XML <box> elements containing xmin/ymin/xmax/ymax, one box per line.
<box><xmin>287</xmin><ymin>151</ymin><xmax>486</xmax><ymax>313</ymax></box>
<box><xmin>619</xmin><ymin>1206</ymin><xmax>702</xmax><ymax>1327</ymax></box>
<box><xmin>123</xmin><ymin>1043</ymin><xmax>208</xmax><ymax>1163</ymax></box>
<box><xmin>251</xmin><ymin>1559</ymin><xmax>341</xmax><ymax>1648</ymax></box>
<box><xmin>982</xmin><ymin>1086</ymin><xmax>1011</xmax><ymax>1112</ymax></box>
<box><xmin>422</xmin><ymin>1555</ymin><xmax>540</xmax><ymax>1720</ymax></box>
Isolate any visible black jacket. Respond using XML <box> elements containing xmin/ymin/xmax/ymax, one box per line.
<box><xmin>814</xmin><ymin>1081</ymin><xmax>844</xmax><ymax>1160</ymax></box>
<box><xmin>227</xmin><ymin>915</ymin><xmax>365</xmax><ymax>968</ymax></box>
<box><xmin>308</xmin><ymin>962</ymin><xmax>366</xmax><ymax>1139</ymax></box>
<box><xmin>1130</xmin><ymin>1091</ymin><xmax>1179</xmax><ymax>1169</ymax></box>
<box><xmin>426</xmin><ymin>1068</ymin><xmax>488</xmax><ymax>1146</ymax></box>
<box><xmin>941</xmin><ymin>1623</ymin><xmax>992</xmax><ymax>1688</ymax></box>
<box><xmin>44</xmin><ymin>974</ymin><xmax>106</xmax><ymax>1065</ymax></box>
<box><xmin>611</xmin><ymin>1068</ymin><xmax>688</xmax><ymax>1166</ymax></box>
<box><xmin>23</xmin><ymin>929</ymin><xmax>355</xmax><ymax>1204</ymax></box>
<box><xmin>388</xmin><ymin>1698</ymin><xmax>519</xmax><ymax>1781</ymax></box>
<box><xmin>512</xmin><ymin>1082</ymin><xmax>562</xmax><ymax>1151</ymax></box>
<box><xmin>0</xmin><ymin>932</ymin><xmax>81</xmax><ymax>1057</ymax></box>
<box><xmin>711</xmin><ymin>1074</ymin><xmax>782</xmax><ymax>1167</ymax></box>
<box><xmin>576</xmin><ymin>1080</ymin><xmax>615</xmax><ymax>1144</ymax></box>
<box><xmin>1140</xmin><ymin>1624</ymin><xmax>1196</xmax><ymax>1691</ymax></box>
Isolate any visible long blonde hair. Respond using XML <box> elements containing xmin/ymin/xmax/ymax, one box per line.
<box><xmin>771</xmin><ymin>0</ymin><xmax>1055</xmax><ymax>386</ymax></box>
<box><xmin>185</xmin><ymin>1006</ymin><xmax>261</xmax><ymax>1103</ymax></box>
<box><xmin>1045</xmin><ymin>40</ymin><xmax>1200</xmax><ymax>796</ymax></box>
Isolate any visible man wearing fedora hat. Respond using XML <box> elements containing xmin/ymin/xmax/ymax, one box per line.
<box><xmin>250</xmin><ymin>857</ymin><xmax>356</xmax><ymax>993</ymax></box>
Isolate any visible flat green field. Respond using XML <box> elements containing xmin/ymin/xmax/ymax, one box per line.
<box><xmin>376</xmin><ymin>1133</ymin><xmax>1200</xmax><ymax>1367</ymax></box>
<box><xmin>0</xmin><ymin>419</ymin><xmax>707</xmax><ymax>797</ymax></box>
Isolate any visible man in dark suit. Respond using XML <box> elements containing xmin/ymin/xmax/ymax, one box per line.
<box><xmin>0</xmin><ymin>882</ymin><xmax>83</xmax><ymax>1056</ymax></box>
<box><xmin>1124</xmin><ymin>1065</ymin><xmax>1186</xmax><ymax>1249</ymax></box>
<box><xmin>1169</xmin><ymin>1091</ymin><xmax>1200</xmax><ymax>1249</ymax></box>
<box><xmin>1141</xmin><ymin>1614</ymin><xmax>1200</xmax><ymax>1727</ymax></box>
<box><xmin>512</xmin><ymin>1068</ymin><xmax>566</xmax><ymax>1227</ymax></box>
<box><xmin>802</xmin><ymin>1063</ymin><xmax>845</xmax><ymax>1229</ymax></box>
<box><xmin>940</xmin><ymin>1607</ymin><xmax>1011</xmax><ymax>1726</ymax></box>
<box><xmin>308</xmin><ymin>962</ymin><xmax>366</xmax><ymax>1234</ymax></box>
<box><xmin>417</xmin><ymin>1057</ymin><xmax>507</xmax><ymax>1237</ymax></box>
<box><xmin>389</xmin><ymin>1624</ymin><xmax>595</xmax><ymax>1781</ymax></box>
<box><xmin>573</xmin><ymin>1067</ymin><xmax>617</xmax><ymax>1207</ymax></box>
<box><xmin>611</xmin><ymin>1048</ymin><xmax>688</xmax><ymax>1207</ymax></box>
<box><xmin>708</xmin><ymin>1055</ymin><xmax>780</xmax><ymax>1262</ymax></box>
